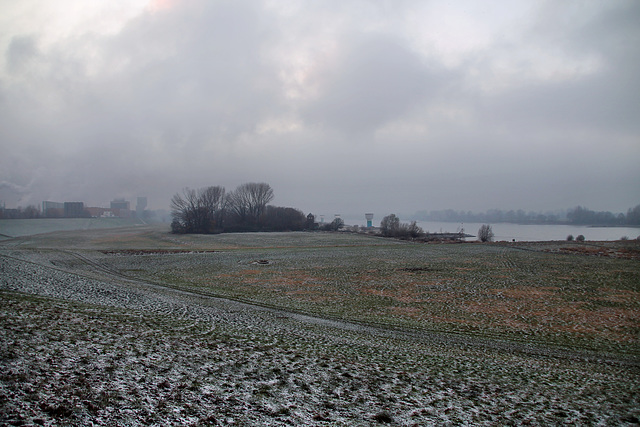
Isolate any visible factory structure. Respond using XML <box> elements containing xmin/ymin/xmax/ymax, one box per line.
<box><xmin>41</xmin><ymin>197</ymin><xmax>148</xmax><ymax>219</ymax></box>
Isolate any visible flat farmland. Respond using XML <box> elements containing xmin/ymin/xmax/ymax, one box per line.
<box><xmin>93</xmin><ymin>229</ymin><xmax>639</xmax><ymax>353</ymax></box>
<box><xmin>1</xmin><ymin>224</ymin><xmax>639</xmax><ymax>425</ymax></box>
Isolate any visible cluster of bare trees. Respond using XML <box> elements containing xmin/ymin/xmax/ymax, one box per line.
<box><xmin>170</xmin><ymin>186</ymin><xmax>226</xmax><ymax>234</ymax></box>
<box><xmin>0</xmin><ymin>205</ymin><xmax>42</xmax><ymax>219</ymax></box>
<box><xmin>379</xmin><ymin>214</ymin><xmax>423</xmax><ymax>239</ymax></box>
<box><xmin>170</xmin><ymin>182</ymin><xmax>306</xmax><ymax>234</ymax></box>
<box><xmin>225</xmin><ymin>183</ymin><xmax>274</xmax><ymax>227</ymax></box>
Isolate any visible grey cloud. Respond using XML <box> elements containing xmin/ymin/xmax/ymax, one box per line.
<box><xmin>480</xmin><ymin>75</ymin><xmax>640</xmax><ymax>137</ymax></box>
<box><xmin>301</xmin><ymin>35</ymin><xmax>442</xmax><ymax>135</ymax></box>
<box><xmin>509</xmin><ymin>1</ymin><xmax>640</xmax><ymax>133</ymax></box>
<box><xmin>95</xmin><ymin>2</ymin><xmax>280</xmax><ymax>137</ymax></box>
<box><xmin>0</xmin><ymin>180</ymin><xmax>29</xmax><ymax>194</ymax></box>
<box><xmin>0</xmin><ymin>0</ymin><xmax>638</xmax><ymax>214</ymax></box>
<box><xmin>0</xmin><ymin>1</ymin><xmax>285</xmax><ymax>206</ymax></box>
<box><xmin>6</xmin><ymin>35</ymin><xmax>38</xmax><ymax>73</ymax></box>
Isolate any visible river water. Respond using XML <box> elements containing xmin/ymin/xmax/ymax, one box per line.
<box><xmin>340</xmin><ymin>217</ymin><xmax>640</xmax><ymax>242</ymax></box>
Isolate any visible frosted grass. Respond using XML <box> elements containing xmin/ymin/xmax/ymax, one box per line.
<box><xmin>1</xmin><ymin>228</ymin><xmax>639</xmax><ymax>425</ymax></box>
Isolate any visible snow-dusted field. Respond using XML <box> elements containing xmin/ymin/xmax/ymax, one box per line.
<box><xmin>1</xmin><ymin>225</ymin><xmax>639</xmax><ymax>425</ymax></box>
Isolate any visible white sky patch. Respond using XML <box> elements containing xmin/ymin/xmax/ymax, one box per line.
<box><xmin>521</xmin><ymin>47</ymin><xmax>604</xmax><ymax>82</ymax></box>
<box><xmin>400</xmin><ymin>1</ymin><xmax>605</xmax><ymax>95</ymax></box>
<box><xmin>402</xmin><ymin>1</ymin><xmax>532</xmax><ymax>67</ymax></box>
<box><xmin>274</xmin><ymin>39</ymin><xmax>339</xmax><ymax>101</ymax></box>
<box><xmin>471</xmin><ymin>49</ymin><xmax>605</xmax><ymax>94</ymax></box>
<box><xmin>267</xmin><ymin>5</ymin><xmax>344</xmax><ymax>102</ymax></box>
<box><xmin>0</xmin><ymin>0</ymin><xmax>147</xmax><ymax>47</ymax></box>
<box><xmin>373</xmin><ymin>102</ymin><xmax>479</xmax><ymax>145</ymax></box>
<box><xmin>0</xmin><ymin>0</ymin><xmax>148</xmax><ymax>79</ymax></box>
<box><xmin>256</xmin><ymin>116</ymin><xmax>303</xmax><ymax>135</ymax></box>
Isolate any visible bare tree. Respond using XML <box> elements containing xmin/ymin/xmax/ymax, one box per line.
<box><xmin>170</xmin><ymin>186</ymin><xmax>225</xmax><ymax>233</ymax></box>
<box><xmin>477</xmin><ymin>224</ymin><xmax>494</xmax><ymax>242</ymax></box>
<box><xmin>405</xmin><ymin>221</ymin><xmax>424</xmax><ymax>238</ymax></box>
<box><xmin>170</xmin><ymin>188</ymin><xmax>197</xmax><ymax>233</ymax></box>
<box><xmin>200</xmin><ymin>186</ymin><xmax>225</xmax><ymax>227</ymax></box>
<box><xmin>321</xmin><ymin>217</ymin><xmax>344</xmax><ymax>231</ymax></box>
<box><xmin>227</xmin><ymin>182</ymin><xmax>274</xmax><ymax>227</ymax></box>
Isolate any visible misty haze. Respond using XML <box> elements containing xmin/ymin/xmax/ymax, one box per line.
<box><xmin>0</xmin><ymin>1</ymin><xmax>638</xmax><ymax>216</ymax></box>
<box><xmin>1</xmin><ymin>1</ymin><xmax>639</xmax><ymax>426</ymax></box>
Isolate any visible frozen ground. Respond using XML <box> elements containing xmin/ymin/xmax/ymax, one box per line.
<box><xmin>1</xmin><ymin>226</ymin><xmax>639</xmax><ymax>426</ymax></box>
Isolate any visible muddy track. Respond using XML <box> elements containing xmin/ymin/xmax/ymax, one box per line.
<box><xmin>1</xmin><ymin>250</ymin><xmax>637</xmax><ymax>368</ymax></box>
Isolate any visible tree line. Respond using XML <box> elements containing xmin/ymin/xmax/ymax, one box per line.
<box><xmin>566</xmin><ymin>205</ymin><xmax>640</xmax><ymax>226</ymax></box>
<box><xmin>414</xmin><ymin>205</ymin><xmax>640</xmax><ymax>226</ymax></box>
<box><xmin>170</xmin><ymin>182</ymin><xmax>312</xmax><ymax>233</ymax></box>
<box><xmin>0</xmin><ymin>205</ymin><xmax>42</xmax><ymax>219</ymax></box>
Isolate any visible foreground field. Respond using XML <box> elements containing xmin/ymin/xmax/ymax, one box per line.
<box><xmin>1</xmin><ymin>225</ymin><xmax>639</xmax><ymax>425</ymax></box>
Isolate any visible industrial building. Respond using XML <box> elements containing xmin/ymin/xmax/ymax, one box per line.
<box><xmin>63</xmin><ymin>202</ymin><xmax>86</xmax><ymax>218</ymax></box>
<box><xmin>42</xmin><ymin>201</ymin><xmax>64</xmax><ymax>217</ymax></box>
<box><xmin>37</xmin><ymin>196</ymin><xmax>147</xmax><ymax>219</ymax></box>
<box><xmin>110</xmin><ymin>199</ymin><xmax>132</xmax><ymax>217</ymax></box>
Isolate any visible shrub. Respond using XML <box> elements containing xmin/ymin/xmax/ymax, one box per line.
<box><xmin>576</xmin><ymin>234</ymin><xmax>585</xmax><ymax>242</ymax></box>
<box><xmin>379</xmin><ymin>214</ymin><xmax>424</xmax><ymax>239</ymax></box>
<box><xmin>321</xmin><ymin>218</ymin><xmax>344</xmax><ymax>231</ymax></box>
<box><xmin>566</xmin><ymin>234</ymin><xmax>574</xmax><ymax>241</ymax></box>
<box><xmin>478</xmin><ymin>224</ymin><xmax>494</xmax><ymax>242</ymax></box>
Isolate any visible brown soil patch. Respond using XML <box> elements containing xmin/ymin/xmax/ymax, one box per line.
<box><xmin>547</xmin><ymin>244</ymin><xmax>640</xmax><ymax>260</ymax></box>
<box><xmin>102</xmin><ymin>249</ymin><xmax>218</xmax><ymax>255</ymax></box>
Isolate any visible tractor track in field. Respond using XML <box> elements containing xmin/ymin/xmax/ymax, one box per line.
<box><xmin>1</xmin><ymin>249</ymin><xmax>637</xmax><ymax>368</ymax></box>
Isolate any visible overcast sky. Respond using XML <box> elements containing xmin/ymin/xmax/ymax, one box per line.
<box><xmin>1</xmin><ymin>0</ymin><xmax>638</xmax><ymax>217</ymax></box>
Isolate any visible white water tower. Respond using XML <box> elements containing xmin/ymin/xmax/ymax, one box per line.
<box><xmin>365</xmin><ymin>213</ymin><xmax>374</xmax><ymax>228</ymax></box>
